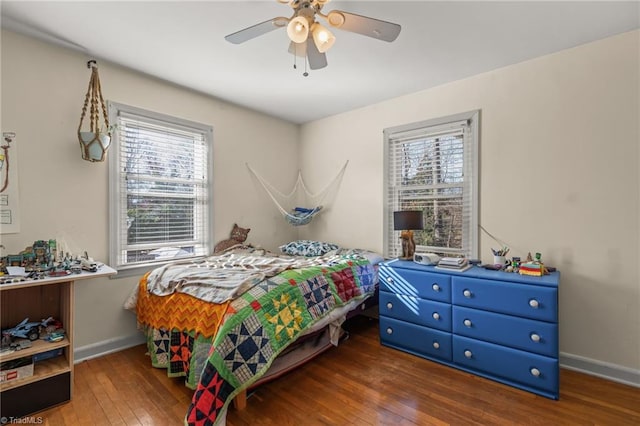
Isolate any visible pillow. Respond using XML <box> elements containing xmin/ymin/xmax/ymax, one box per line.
<box><xmin>335</xmin><ymin>248</ymin><xmax>385</xmax><ymax>265</ymax></box>
<box><xmin>279</xmin><ymin>240</ymin><xmax>339</xmax><ymax>257</ymax></box>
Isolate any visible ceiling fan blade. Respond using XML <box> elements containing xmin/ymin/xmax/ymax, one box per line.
<box><xmin>288</xmin><ymin>41</ymin><xmax>307</xmax><ymax>58</ymax></box>
<box><xmin>307</xmin><ymin>38</ymin><xmax>327</xmax><ymax>70</ymax></box>
<box><xmin>327</xmin><ymin>10</ymin><xmax>401</xmax><ymax>42</ymax></box>
<box><xmin>225</xmin><ymin>17</ymin><xmax>289</xmax><ymax>44</ymax></box>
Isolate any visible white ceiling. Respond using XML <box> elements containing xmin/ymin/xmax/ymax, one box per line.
<box><xmin>2</xmin><ymin>1</ymin><xmax>639</xmax><ymax>124</ymax></box>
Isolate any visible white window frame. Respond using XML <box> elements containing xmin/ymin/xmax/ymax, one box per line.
<box><xmin>383</xmin><ymin>110</ymin><xmax>479</xmax><ymax>259</ymax></box>
<box><xmin>108</xmin><ymin>102</ymin><xmax>213</xmax><ymax>276</ymax></box>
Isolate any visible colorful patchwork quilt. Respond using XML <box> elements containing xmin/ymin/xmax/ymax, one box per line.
<box><xmin>136</xmin><ymin>275</ymin><xmax>230</xmax><ymax>387</ymax></box>
<box><xmin>128</xmin><ymin>247</ymin><xmax>379</xmax><ymax>425</ymax></box>
<box><xmin>183</xmin><ymin>254</ymin><xmax>378</xmax><ymax>426</ymax></box>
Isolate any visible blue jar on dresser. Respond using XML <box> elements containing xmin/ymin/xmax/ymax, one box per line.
<box><xmin>379</xmin><ymin>259</ymin><xmax>560</xmax><ymax>400</ymax></box>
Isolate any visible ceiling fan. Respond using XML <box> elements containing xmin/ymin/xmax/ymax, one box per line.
<box><xmin>225</xmin><ymin>0</ymin><xmax>401</xmax><ymax>72</ymax></box>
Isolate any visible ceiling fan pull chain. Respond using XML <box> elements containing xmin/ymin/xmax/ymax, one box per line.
<box><xmin>303</xmin><ymin>55</ymin><xmax>309</xmax><ymax>77</ymax></box>
<box><xmin>293</xmin><ymin>43</ymin><xmax>298</xmax><ymax>69</ymax></box>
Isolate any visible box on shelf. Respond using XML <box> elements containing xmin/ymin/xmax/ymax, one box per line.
<box><xmin>33</xmin><ymin>347</ymin><xmax>64</xmax><ymax>362</ymax></box>
<box><xmin>0</xmin><ymin>355</ymin><xmax>34</xmax><ymax>382</ymax></box>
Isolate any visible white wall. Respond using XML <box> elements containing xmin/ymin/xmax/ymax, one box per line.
<box><xmin>0</xmin><ymin>30</ymin><xmax>299</xmax><ymax>351</ymax></box>
<box><xmin>299</xmin><ymin>31</ymin><xmax>640</xmax><ymax>375</ymax></box>
<box><xmin>2</xmin><ymin>27</ymin><xmax>638</xmax><ymax>382</ymax></box>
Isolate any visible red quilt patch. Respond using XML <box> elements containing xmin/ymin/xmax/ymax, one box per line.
<box><xmin>330</xmin><ymin>267</ymin><xmax>361</xmax><ymax>302</ymax></box>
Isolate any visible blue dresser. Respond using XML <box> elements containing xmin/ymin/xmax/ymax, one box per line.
<box><xmin>379</xmin><ymin>259</ymin><xmax>560</xmax><ymax>399</ymax></box>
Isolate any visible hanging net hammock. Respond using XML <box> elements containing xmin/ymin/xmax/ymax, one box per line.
<box><xmin>247</xmin><ymin>161</ymin><xmax>348</xmax><ymax>226</ymax></box>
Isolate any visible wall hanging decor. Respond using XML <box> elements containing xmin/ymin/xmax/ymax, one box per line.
<box><xmin>246</xmin><ymin>160</ymin><xmax>348</xmax><ymax>226</ymax></box>
<box><xmin>0</xmin><ymin>132</ymin><xmax>21</xmax><ymax>234</ymax></box>
<box><xmin>77</xmin><ymin>60</ymin><xmax>112</xmax><ymax>162</ymax></box>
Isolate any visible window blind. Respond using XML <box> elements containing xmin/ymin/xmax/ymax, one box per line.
<box><xmin>109</xmin><ymin>103</ymin><xmax>212</xmax><ymax>271</ymax></box>
<box><xmin>384</xmin><ymin>112</ymin><xmax>478</xmax><ymax>259</ymax></box>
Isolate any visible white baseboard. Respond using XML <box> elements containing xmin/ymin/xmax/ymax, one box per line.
<box><xmin>560</xmin><ymin>352</ymin><xmax>640</xmax><ymax>388</ymax></box>
<box><xmin>74</xmin><ymin>333</ymin><xmax>146</xmax><ymax>363</ymax></box>
<box><xmin>73</xmin><ymin>336</ymin><xmax>640</xmax><ymax>390</ymax></box>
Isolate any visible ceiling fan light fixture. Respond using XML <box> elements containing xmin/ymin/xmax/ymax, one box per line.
<box><xmin>287</xmin><ymin>16</ymin><xmax>309</xmax><ymax>43</ymax></box>
<box><xmin>326</xmin><ymin>10</ymin><xmax>345</xmax><ymax>28</ymax></box>
<box><xmin>312</xmin><ymin>23</ymin><xmax>335</xmax><ymax>53</ymax></box>
<box><xmin>225</xmin><ymin>1</ymin><xmax>402</xmax><ymax>74</ymax></box>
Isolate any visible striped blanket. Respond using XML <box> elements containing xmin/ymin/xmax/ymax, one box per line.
<box><xmin>143</xmin><ymin>247</ymin><xmax>370</xmax><ymax>304</ymax></box>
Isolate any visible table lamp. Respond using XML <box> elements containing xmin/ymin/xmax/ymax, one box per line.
<box><xmin>393</xmin><ymin>210</ymin><xmax>424</xmax><ymax>259</ymax></box>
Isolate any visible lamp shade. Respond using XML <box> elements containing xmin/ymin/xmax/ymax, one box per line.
<box><xmin>393</xmin><ymin>210</ymin><xmax>424</xmax><ymax>231</ymax></box>
<box><xmin>287</xmin><ymin>16</ymin><xmax>309</xmax><ymax>43</ymax></box>
<box><xmin>312</xmin><ymin>23</ymin><xmax>335</xmax><ymax>53</ymax></box>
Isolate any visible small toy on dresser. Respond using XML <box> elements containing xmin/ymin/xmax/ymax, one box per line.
<box><xmin>519</xmin><ymin>252</ymin><xmax>549</xmax><ymax>276</ymax></box>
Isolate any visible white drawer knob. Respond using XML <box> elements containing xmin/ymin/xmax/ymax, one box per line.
<box><xmin>463</xmin><ymin>319</ymin><xmax>472</xmax><ymax>327</ymax></box>
<box><xmin>464</xmin><ymin>350</ymin><xmax>473</xmax><ymax>358</ymax></box>
<box><xmin>386</xmin><ymin>327</ymin><xmax>393</xmax><ymax>335</ymax></box>
<box><xmin>432</xmin><ymin>283</ymin><xmax>440</xmax><ymax>292</ymax></box>
<box><xmin>530</xmin><ymin>333</ymin><xmax>541</xmax><ymax>342</ymax></box>
<box><xmin>529</xmin><ymin>299</ymin><xmax>540</xmax><ymax>308</ymax></box>
<box><xmin>387</xmin><ymin>302</ymin><xmax>393</xmax><ymax>309</ymax></box>
<box><xmin>386</xmin><ymin>277</ymin><xmax>393</xmax><ymax>284</ymax></box>
<box><xmin>432</xmin><ymin>312</ymin><xmax>440</xmax><ymax>320</ymax></box>
<box><xmin>463</xmin><ymin>289</ymin><xmax>472</xmax><ymax>298</ymax></box>
<box><xmin>433</xmin><ymin>341</ymin><xmax>440</xmax><ymax>349</ymax></box>
<box><xmin>530</xmin><ymin>368</ymin><xmax>541</xmax><ymax>377</ymax></box>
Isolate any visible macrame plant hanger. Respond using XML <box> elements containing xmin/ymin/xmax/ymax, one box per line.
<box><xmin>78</xmin><ymin>60</ymin><xmax>111</xmax><ymax>162</ymax></box>
<box><xmin>247</xmin><ymin>161</ymin><xmax>348</xmax><ymax>226</ymax></box>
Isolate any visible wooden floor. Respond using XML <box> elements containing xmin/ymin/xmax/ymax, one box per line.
<box><xmin>35</xmin><ymin>317</ymin><xmax>639</xmax><ymax>425</ymax></box>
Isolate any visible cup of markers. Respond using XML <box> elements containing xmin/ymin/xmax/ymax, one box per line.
<box><xmin>492</xmin><ymin>247</ymin><xmax>509</xmax><ymax>266</ymax></box>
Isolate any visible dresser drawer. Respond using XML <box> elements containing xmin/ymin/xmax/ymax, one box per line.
<box><xmin>453</xmin><ymin>335</ymin><xmax>558</xmax><ymax>397</ymax></box>
<box><xmin>452</xmin><ymin>306</ymin><xmax>558</xmax><ymax>357</ymax></box>
<box><xmin>452</xmin><ymin>277</ymin><xmax>557</xmax><ymax>322</ymax></box>
<box><xmin>380</xmin><ymin>290</ymin><xmax>451</xmax><ymax>332</ymax></box>
<box><xmin>380</xmin><ymin>265</ymin><xmax>451</xmax><ymax>303</ymax></box>
<box><xmin>380</xmin><ymin>316</ymin><xmax>452</xmax><ymax>362</ymax></box>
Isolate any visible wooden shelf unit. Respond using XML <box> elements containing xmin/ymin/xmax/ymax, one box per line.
<box><xmin>0</xmin><ymin>266</ymin><xmax>116</xmax><ymax>418</ymax></box>
<box><xmin>0</xmin><ymin>337</ymin><xmax>71</xmax><ymax>392</ymax></box>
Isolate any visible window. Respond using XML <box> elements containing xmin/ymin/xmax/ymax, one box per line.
<box><xmin>108</xmin><ymin>102</ymin><xmax>213</xmax><ymax>273</ymax></box>
<box><xmin>383</xmin><ymin>111</ymin><xmax>479</xmax><ymax>259</ymax></box>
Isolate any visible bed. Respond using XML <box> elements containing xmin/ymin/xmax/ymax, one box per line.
<box><xmin>125</xmin><ymin>243</ymin><xmax>381</xmax><ymax>426</ymax></box>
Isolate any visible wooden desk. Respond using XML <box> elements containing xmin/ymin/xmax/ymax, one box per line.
<box><xmin>0</xmin><ymin>265</ymin><xmax>116</xmax><ymax>418</ymax></box>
